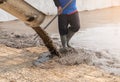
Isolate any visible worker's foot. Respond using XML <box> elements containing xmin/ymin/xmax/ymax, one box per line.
<box><xmin>59</xmin><ymin>47</ymin><xmax>78</xmax><ymax>56</ymax></box>
<box><xmin>62</xmin><ymin>47</ymin><xmax>68</xmax><ymax>51</ymax></box>
<box><xmin>67</xmin><ymin>43</ymin><xmax>76</xmax><ymax>50</ymax></box>
<box><xmin>67</xmin><ymin>43</ymin><xmax>72</xmax><ymax>48</ymax></box>
<box><xmin>59</xmin><ymin>47</ymin><xmax>68</xmax><ymax>54</ymax></box>
<box><xmin>59</xmin><ymin>46</ymin><xmax>74</xmax><ymax>52</ymax></box>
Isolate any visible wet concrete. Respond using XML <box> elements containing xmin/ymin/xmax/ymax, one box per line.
<box><xmin>50</xmin><ymin>25</ymin><xmax>120</xmax><ymax>76</ymax></box>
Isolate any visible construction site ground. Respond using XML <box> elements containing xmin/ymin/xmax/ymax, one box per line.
<box><xmin>0</xmin><ymin>7</ymin><xmax>120</xmax><ymax>82</ymax></box>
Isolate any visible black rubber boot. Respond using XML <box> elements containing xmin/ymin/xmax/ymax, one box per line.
<box><xmin>60</xmin><ymin>35</ymin><xmax>69</xmax><ymax>53</ymax></box>
<box><xmin>60</xmin><ymin>35</ymin><xmax>68</xmax><ymax>48</ymax></box>
<box><xmin>67</xmin><ymin>30</ymin><xmax>75</xmax><ymax>48</ymax></box>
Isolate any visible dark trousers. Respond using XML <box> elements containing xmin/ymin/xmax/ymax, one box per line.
<box><xmin>58</xmin><ymin>12</ymin><xmax>80</xmax><ymax>35</ymax></box>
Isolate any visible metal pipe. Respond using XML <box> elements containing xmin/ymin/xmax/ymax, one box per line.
<box><xmin>32</xmin><ymin>26</ymin><xmax>61</xmax><ymax>57</ymax></box>
<box><xmin>0</xmin><ymin>0</ymin><xmax>61</xmax><ymax>57</ymax></box>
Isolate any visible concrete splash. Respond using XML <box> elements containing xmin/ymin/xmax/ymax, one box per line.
<box><xmin>51</xmin><ymin>24</ymin><xmax>120</xmax><ymax>76</ymax></box>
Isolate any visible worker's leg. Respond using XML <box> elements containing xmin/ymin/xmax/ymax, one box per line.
<box><xmin>58</xmin><ymin>14</ymin><xmax>68</xmax><ymax>48</ymax></box>
<box><xmin>67</xmin><ymin>12</ymin><xmax>80</xmax><ymax>47</ymax></box>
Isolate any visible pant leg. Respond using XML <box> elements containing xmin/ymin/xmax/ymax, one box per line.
<box><xmin>68</xmin><ymin>12</ymin><xmax>80</xmax><ymax>32</ymax></box>
<box><xmin>58</xmin><ymin>14</ymin><xmax>68</xmax><ymax>35</ymax></box>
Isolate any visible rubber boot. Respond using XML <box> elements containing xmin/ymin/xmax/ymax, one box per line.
<box><xmin>67</xmin><ymin>30</ymin><xmax>75</xmax><ymax>48</ymax></box>
<box><xmin>60</xmin><ymin>35</ymin><xmax>68</xmax><ymax>48</ymax></box>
